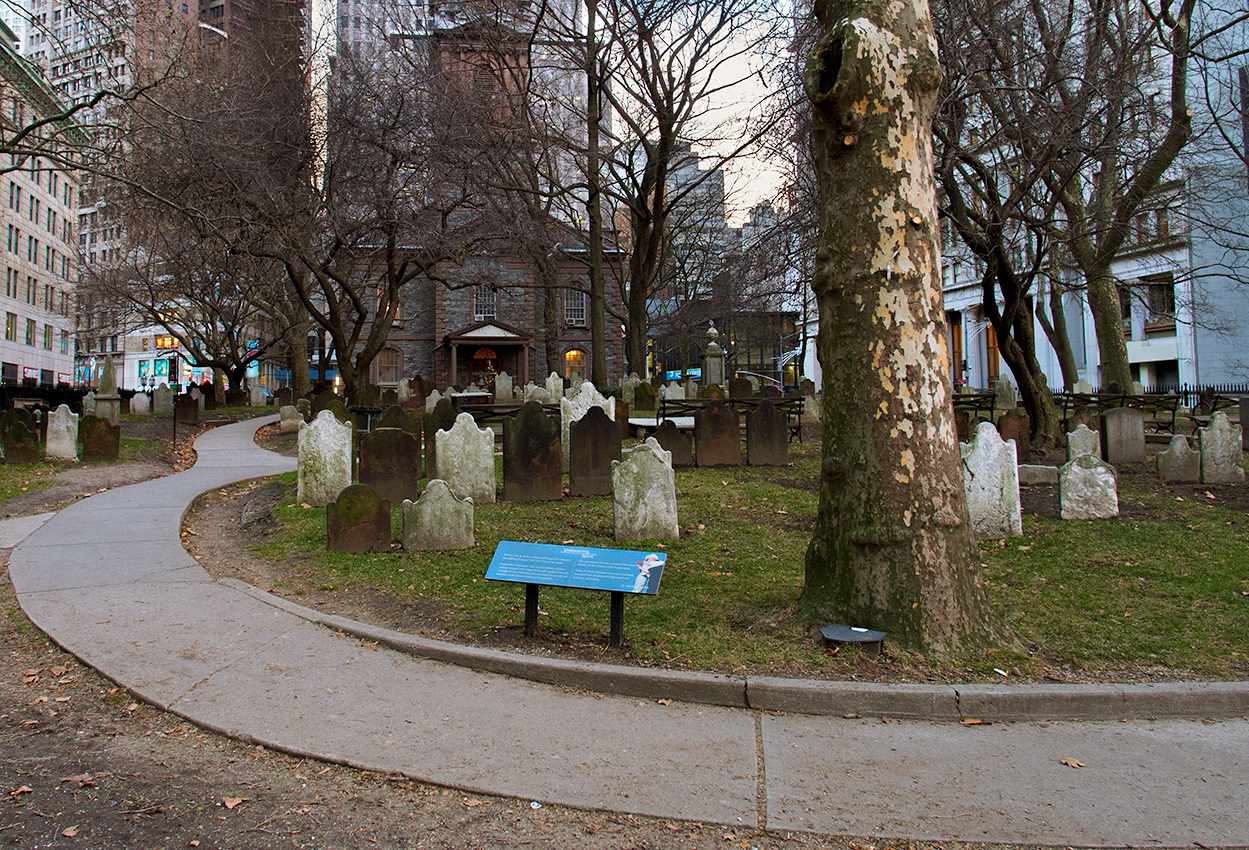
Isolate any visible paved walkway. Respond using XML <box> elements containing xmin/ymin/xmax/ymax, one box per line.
<box><xmin>7</xmin><ymin>417</ymin><xmax>1248</xmax><ymax>846</ymax></box>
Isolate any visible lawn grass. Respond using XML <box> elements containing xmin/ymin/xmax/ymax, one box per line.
<box><xmin>254</xmin><ymin>442</ymin><xmax>1249</xmax><ymax>682</ymax></box>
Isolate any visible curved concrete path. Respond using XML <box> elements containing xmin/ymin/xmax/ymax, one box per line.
<box><xmin>7</xmin><ymin>417</ymin><xmax>1248</xmax><ymax>846</ymax></box>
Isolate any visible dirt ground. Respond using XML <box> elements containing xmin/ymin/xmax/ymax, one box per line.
<box><xmin>1</xmin><ymin>417</ymin><xmax>1037</xmax><ymax>849</ymax></box>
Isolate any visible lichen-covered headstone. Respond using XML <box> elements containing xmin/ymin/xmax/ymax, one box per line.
<box><xmin>80</xmin><ymin>415</ymin><xmax>120</xmax><ymax>462</ymax></box>
<box><xmin>45</xmin><ymin>405</ymin><xmax>78</xmax><ymax>461</ymax></box>
<box><xmin>569</xmin><ymin>405</ymin><xmax>620</xmax><ymax>497</ymax></box>
<box><xmin>503</xmin><ymin>401</ymin><xmax>562</xmax><ymax>502</ymax></box>
<box><xmin>653</xmin><ymin>419</ymin><xmax>692</xmax><ymax>468</ymax></box>
<box><xmin>152</xmin><ymin>383</ymin><xmax>173</xmax><ymax>414</ymax></box>
<box><xmin>1059</xmin><ymin>454</ymin><xmax>1119</xmax><ymax>520</ymax></box>
<box><xmin>560</xmin><ymin>381</ymin><xmax>613</xmax><ymax>473</ymax></box>
<box><xmin>611</xmin><ymin>437</ymin><xmax>678</xmax><ymax>542</ymax></box>
<box><xmin>377</xmin><ymin>404</ymin><xmax>418</xmax><ymax>436</ymax></box>
<box><xmin>960</xmin><ymin>421</ymin><xmax>1022</xmax><ymax>538</ymax></box>
<box><xmin>402</xmin><ymin>480</ymin><xmax>473</xmax><ymax>550</ymax></box>
<box><xmin>746</xmin><ymin>399</ymin><xmax>787</xmax><ymax>466</ymax></box>
<box><xmin>1198</xmin><ymin>411</ymin><xmax>1245</xmax><ymax>484</ymax></box>
<box><xmin>326</xmin><ymin>483</ymin><xmax>391</xmax><ymax>554</ymax></box>
<box><xmin>1066</xmin><ymin>423</ymin><xmax>1101</xmax><ymax>462</ymax></box>
<box><xmin>295</xmin><ymin>398</ymin><xmax>312</xmax><ymax>421</ymax></box>
<box><xmin>279</xmin><ymin>405</ymin><xmax>303</xmax><ymax>435</ymax></box>
<box><xmin>436</xmin><ymin>412</ymin><xmax>496</xmax><ymax>504</ymax></box>
<box><xmin>694</xmin><ymin>399</ymin><xmax>740</xmax><ymax>468</ymax></box>
<box><xmin>297</xmin><ymin>410</ymin><xmax>353</xmax><ymax>507</ymax></box>
<box><xmin>360</xmin><ymin>427</ymin><xmax>421</xmax><ymax>504</ymax></box>
<box><xmin>1157</xmin><ymin>435</ymin><xmax>1200</xmax><ymax>483</ymax></box>
<box><xmin>1</xmin><ymin>408</ymin><xmax>39</xmax><ymax>463</ymax></box>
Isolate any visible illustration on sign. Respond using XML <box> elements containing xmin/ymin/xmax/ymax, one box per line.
<box><xmin>486</xmin><ymin>541</ymin><xmax>666</xmax><ymax>595</ymax></box>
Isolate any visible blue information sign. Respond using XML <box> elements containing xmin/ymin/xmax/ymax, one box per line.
<box><xmin>486</xmin><ymin>541</ymin><xmax>665</xmax><ymax>595</ymax></box>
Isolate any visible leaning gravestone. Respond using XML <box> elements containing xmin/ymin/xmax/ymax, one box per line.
<box><xmin>297</xmin><ymin>410</ymin><xmax>353</xmax><ymax>507</ymax></box>
<box><xmin>494</xmin><ymin>371</ymin><xmax>513</xmax><ymax>403</ymax></box>
<box><xmin>746</xmin><ymin>399</ymin><xmax>788</xmax><ymax>466</ymax></box>
<box><xmin>80</xmin><ymin>415</ymin><xmax>120</xmax><ymax>462</ymax></box>
<box><xmin>402</xmin><ymin>480</ymin><xmax>474</xmax><ymax>550</ymax></box>
<box><xmin>633</xmin><ymin>381</ymin><xmax>657</xmax><ymax>412</ymax></box>
<box><xmin>1</xmin><ymin>409</ymin><xmax>40</xmax><ymax>463</ymax></box>
<box><xmin>1059</xmin><ymin>454</ymin><xmax>1119</xmax><ymax>520</ymax></box>
<box><xmin>1066</xmin><ymin>424</ymin><xmax>1101</xmax><ymax>462</ymax></box>
<box><xmin>1099</xmin><ymin>407</ymin><xmax>1146</xmax><ymax>464</ymax></box>
<box><xmin>175</xmin><ymin>394</ymin><xmax>199</xmax><ymax>426</ymax></box>
<box><xmin>653</xmin><ymin>419</ymin><xmax>693</xmax><ymax>468</ymax></box>
<box><xmin>279</xmin><ymin>405</ymin><xmax>303</xmax><ymax>435</ymax></box>
<box><xmin>611</xmin><ymin>437</ymin><xmax>678</xmax><ymax>542</ymax></box>
<box><xmin>502</xmin><ymin>401</ymin><xmax>562</xmax><ymax>503</ymax></box>
<box><xmin>45</xmin><ymin>405</ymin><xmax>78</xmax><ymax>461</ymax></box>
<box><xmin>152</xmin><ymin>383</ymin><xmax>173</xmax><ymax>415</ymax></box>
<box><xmin>560</xmin><ymin>381</ymin><xmax>614</xmax><ymax>473</ymax></box>
<box><xmin>131</xmin><ymin>392</ymin><xmax>151</xmax><ymax>415</ymax></box>
<box><xmin>360</xmin><ymin>427</ymin><xmax>421</xmax><ymax>505</ymax></box>
<box><xmin>960</xmin><ymin>421</ymin><xmax>1023</xmax><ymax>539</ymax></box>
<box><xmin>1157</xmin><ymin>434</ymin><xmax>1200</xmax><ymax>484</ymax></box>
<box><xmin>436</xmin><ymin>412</ymin><xmax>496</xmax><ymax>504</ymax></box>
<box><xmin>423</xmin><ymin>397</ymin><xmax>456</xmax><ymax>480</ymax></box>
<box><xmin>569</xmin><ymin>405</ymin><xmax>621</xmax><ymax>497</ymax></box>
<box><xmin>1198</xmin><ymin>411</ymin><xmax>1245</xmax><ymax>484</ymax></box>
<box><xmin>694</xmin><ymin>399</ymin><xmax>740</xmax><ymax>467</ymax></box>
<box><xmin>326</xmin><ymin>484</ymin><xmax>391</xmax><ymax>554</ymax></box>
<box><xmin>728</xmin><ymin>377</ymin><xmax>753</xmax><ymax>399</ymax></box>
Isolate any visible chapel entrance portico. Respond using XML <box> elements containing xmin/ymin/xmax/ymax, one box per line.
<box><xmin>443</xmin><ymin>321</ymin><xmax>532</xmax><ymax>390</ymax></box>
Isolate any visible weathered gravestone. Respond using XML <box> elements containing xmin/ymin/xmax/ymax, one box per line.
<box><xmin>633</xmin><ymin>381</ymin><xmax>657</xmax><ymax>412</ymax></box>
<box><xmin>175</xmin><ymin>394</ymin><xmax>199</xmax><ymax>426</ymax></box>
<box><xmin>545</xmin><ymin>372</ymin><xmax>562</xmax><ymax>404</ymax></box>
<box><xmin>131</xmin><ymin>392</ymin><xmax>151</xmax><ymax>415</ymax></box>
<box><xmin>80</xmin><ymin>415</ymin><xmax>120</xmax><ymax>462</ymax></box>
<box><xmin>960</xmin><ymin>421</ymin><xmax>1022</xmax><ymax>539</ymax></box>
<box><xmin>188</xmin><ymin>385</ymin><xmax>204</xmax><ymax>412</ymax></box>
<box><xmin>569</xmin><ymin>405</ymin><xmax>621</xmax><ymax>497</ymax></box>
<box><xmin>1</xmin><ymin>409</ymin><xmax>40</xmax><ymax>463</ymax></box>
<box><xmin>953</xmin><ymin>409</ymin><xmax>972</xmax><ymax>443</ymax></box>
<box><xmin>360</xmin><ymin>427</ymin><xmax>421</xmax><ymax>504</ymax></box>
<box><xmin>402</xmin><ymin>479</ymin><xmax>473</xmax><ymax>550</ymax></box>
<box><xmin>396</xmin><ymin>379</ymin><xmax>412</xmax><ymax>405</ymax></box>
<box><xmin>694</xmin><ymin>399</ymin><xmax>740</xmax><ymax>467</ymax></box>
<box><xmin>153</xmin><ymin>383</ymin><xmax>173</xmax><ymax>415</ymax></box>
<box><xmin>746</xmin><ymin>399</ymin><xmax>788</xmax><ymax>466</ymax></box>
<box><xmin>728</xmin><ymin>377</ymin><xmax>753</xmax><ymax>399</ymax></box>
<box><xmin>1198</xmin><ymin>411</ymin><xmax>1245</xmax><ymax>484</ymax></box>
<box><xmin>1157</xmin><ymin>434</ymin><xmax>1200</xmax><ymax>483</ymax></box>
<box><xmin>1099</xmin><ymin>407</ymin><xmax>1146</xmax><ymax>464</ymax></box>
<box><xmin>436</xmin><ymin>412</ymin><xmax>496</xmax><ymax>504</ymax></box>
<box><xmin>1066</xmin><ymin>423</ymin><xmax>1101</xmax><ymax>461</ymax></box>
<box><xmin>560</xmin><ymin>381</ymin><xmax>613</xmax><ymax>473</ymax></box>
<box><xmin>620</xmin><ymin>373</ymin><xmax>642</xmax><ymax>405</ymax></box>
<box><xmin>423</xmin><ymin>397</ymin><xmax>456</xmax><ymax>480</ymax></box>
<box><xmin>1059</xmin><ymin>454</ymin><xmax>1119</xmax><ymax>520</ymax></box>
<box><xmin>1073</xmin><ymin>377</ymin><xmax>1094</xmax><ymax>394</ymax></box>
<box><xmin>94</xmin><ymin>357</ymin><xmax>121</xmax><ymax>427</ymax></box>
<box><xmin>297</xmin><ymin>410</ymin><xmax>353</xmax><ymax>507</ymax></box>
<box><xmin>45</xmin><ymin>405</ymin><xmax>78</xmax><ymax>461</ymax></box>
<box><xmin>502</xmin><ymin>401</ymin><xmax>562</xmax><ymax>503</ymax></box>
<box><xmin>82</xmin><ymin>391</ymin><xmax>96</xmax><ymax>415</ymax></box>
<box><xmin>614</xmin><ymin>398</ymin><xmax>630</xmax><ymax>439</ymax></box>
<box><xmin>295</xmin><ymin>398</ymin><xmax>312</xmax><ymax>421</ymax></box>
<box><xmin>997</xmin><ymin>410</ymin><xmax>1031</xmax><ymax>462</ymax></box>
<box><xmin>994</xmin><ymin>378</ymin><xmax>1019</xmax><ymax>412</ymax></box>
<box><xmin>494</xmin><ymin>371</ymin><xmax>513</xmax><ymax>402</ymax></box>
<box><xmin>279</xmin><ymin>405</ymin><xmax>303</xmax><ymax>435</ymax></box>
<box><xmin>425</xmin><ymin>388</ymin><xmax>444</xmax><ymax>415</ymax></box>
<box><xmin>652</xmin><ymin>419</ymin><xmax>692</xmax><ymax>468</ymax></box>
<box><xmin>326</xmin><ymin>484</ymin><xmax>391</xmax><ymax>554</ymax></box>
<box><xmin>249</xmin><ymin>385</ymin><xmax>266</xmax><ymax>407</ymax></box>
<box><xmin>664</xmin><ymin>381</ymin><xmax>685</xmax><ymax>401</ymax></box>
<box><xmin>276</xmin><ymin>387</ymin><xmax>294</xmax><ymax>407</ymax></box>
<box><xmin>321</xmin><ymin>396</ymin><xmax>351</xmax><ymax>426</ymax></box>
<box><xmin>611</xmin><ymin>437</ymin><xmax>678</xmax><ymax>542</ymax></box>
<box><xmin>381</xmin><ymin>388</ymin><xmax>398</xmax><ymax>407</ymax></box>
<box><xmin>759</xmin><ymin>385</ymin><xmax>782</xmax><ymax>399</ymax></box>
<box><xmin>800</xmin><ymin>379</ymin><xmax>816</xmax><ymax>397</ymax></box>
<box><xmin>201</xmin><ymin>382</ymin><xmax>217</xmax><ymax>411</ymax></box>
<box><xmin>377</xmin><ymin>404</ymin><xmax>419</xmax><ymax>436</ymax></box>
<box><xmin>313</xmin><ymin>389</ymin><xmax>339</xmax><ymax>417</ymax></box>
<box><xmin>700</xmin><ymin>384</ymin><xmax>725</xmax><ymax>399</ymax></box>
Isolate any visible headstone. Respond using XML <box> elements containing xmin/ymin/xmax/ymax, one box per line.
<box><xmin>249</xmin><ymin>385</ymin><xmax>267</xmax><ymax>407</ymax></box>
<box><xmin>175</xmin><ymin>394</ymin><xmax>199</xmax><ymax>426</ymax></box>
<box><xmin>702</xmin><ymin>323</ymin><xmax>725</xmax><ymax>387</ymax></box>
<box><xmin>1157</xmin><ymin>434</ymin><xmax>1201</xmax><ymax>484</ymax></box>
<box><xmin>189</xmin><ymin>385</ymin><xmax>205</xmax><ymax>412</ymax></box>
<box><xmin>502</xmin><ymin>401</ymin><xmax>562</xmax><ymax>502</ymax></box>
<box><xmin>800</xmin><ymin>378</ymin><xmax>816</xmax><ymax>397</ymax></box>
<box><xmin>494</xmin><ymin>371</ymin><xmax>513</xmax><ymax>403</ymax></box>
<box><xmin>759</xmin><ymin>385</ymin><xmax>782</xmax><ymax>399</ymax></box>
<box><xmin>747</xmin><ymin>376</ymin><xmax>760</xmax><ymax>394</ymax></box>
<box><xmin>560</xmin><ymin>381</ymin><xmax>614</xmax><ymax>473</ymax></box>
<box><xmin>745</xmin><ymin>399</ymin><xmax>788</xmax><ymax>466</ymax></box>
<box><xmin>1198</xmin><ymin>411</ymin><xmax>1245</xmax><ymax>484</ymax></box>
<box><xmin>728</xmin><ymin>377</ymin><xmax>753</xmax><ymax>399</ymax></box>
<box><xmin>1132</xmin><ymin>381</ymin><xmax>1145</xmax><ymax>395</ymax></box>
<box><xmin>614</xmin><ymin>398</ymin><xmax>630</xmax><ymax>439</ymax></box>
<box><xmin>377</xmin><ymin>404</ymin><xmax>418</xmax><ymax>436</ymax></box>
<box><xmin>83</xmin><ymin>391</ymin><xmax>96</xmax><ymax>415</ymax></box>
<box><xmin>326</xmin><ymin>484</ymin><xmax>392</xmax><ymax>554</ymax></box>
<box><xmin>152</xmin><ymin>383</ymin><xmax>172</xmax><ymax>414</ymax></box>
<box><xmin>1065</xmin><ymin>406</ymin><xmax>1097</xmax><ymax>434</ymax></box>
<box><xmin>1066</xmin><ymin>424</ymin><xmax>1101</xmax><ymax>462</ymax></box>
<box><xmin>803</xmin><ymin>393</ymin><xmax>820</xmax><ymax>423</ymax></box>
<box><xmin>322</xmin><ymin>397</ymin><xmax>351</xmax><ymax>426</ymax></box>
<box><xmin>1017</xmin><ymin>464</ymin><xmax>1058</xmax><ymax>486</ymax></box>
<box><xmin>423</xmin><ymin>397</ymin><xmax>456</xmax><ymax>480</ymax></box>
<box><xmin>523</xmin><ymin>383</ymin><xmax>550</xmax><ymax>405</ymax></box>
<box><xmin>699</xmin><ymin>384</ymin><xmax>724</xmax><ymax>399</ymax></box>
<box><xmin>1</xmin><ymin>409</ymin><xmax>40</xmax><ymax>462</ymax></box>
<box><xmin>694</xmin><ymin>399</ymin><xmax>740</xmax><ymax>467</ymax></box>
<box><xmin>1099</xmin><ymin>407</ymin><xmax>1146</xmax><ymax>464</ymax></box>
<box><xmin>664</xmin><ymin>381</ymin><xmax>685</xmax><ymax>401</ymax></box>
<box><xmin>94</xmin><ymin>357</ymin><xmax>121</xmax><ymax>427</ymax></box>
<box><xmin>683</xmin><ymin>377</ymin><xmax>699</xmax><ymax>398</ymax></box>
<box><xmin>545</xmin><ymin>371</ymin><xmax>562</xmax><ymax>404</ymax></box>
<box><xmin>653</xmin><ymin>419</ymin><xmax>693</xmax><ymax>467</ymax></box>
<box><xmin>277</xmin><ymin>387</ymin><xmax>295</xmax><ymax>407</ymax></box>
<box><xmin>611</xmin><ymin>437</ymin><xmax>679</xmax><ymax>542</ymax></box>
<box><xmin>45</xmin><ymin>405</ymin><xmax>78</xmax><ymax>461</ymax></box>
<box><xmin>621</xmin><ymin>373</ymin><xmax>642</xmax><ymax>405</ymax></box>
<box><xmin>1240</xmin><ymin>396</ymin><xmax>1249</xmax><ymax>450</ymax></box>
<box><xmin>360</xmin><ymin>427</ymin><xmax>422</xmax><ymax>504</ymax></box>
<box><xmin>993</xmin><ymin>378</ymin><xmax>1018</xmax><ymax>411</ymax></box>
<box><xmin>313</xmin><ymin>389</ymin><xmax>339</xmax><ymax>416</ymax></box>
<box><xmin>297</xmin><ymin>410</ymin><xmax>353</xmax><ymax>507</ymax></box>
<box><xmin>1059</xmin><ymin>454</ymin><xmax>1119</xmax><ymax>520</ymax></box>
<box><xmin>569</xmin><ymin>405</ymin><xmax>621</xmax><ymax>497</ymax></box>
<box><xmin>953</xmin><ymin>409</ymin><xmax>972</xmax><ymax>443</ymax></box>
<box><xmin>381</xmin><ymin>389</ymin><xmax>398</xmax><ymax>407</ymax></box>
<box><xmin>279</xmin><ymin>405</ymin><xmax>303</xmax><ymax>435</ymax></box>
<box><xmin>402</xmin><ymin>480</ymin><xmax>474</xmax><ymax>550</ymax></box>
<box><xmin>1073</xmin><ymin>378</ymin><xmax>1094</xmax><ymax>394</ymax></box>
<box><xmin>960</xmin><ymin>421</ymin><xmax>1022</xmax><ymax>539</ymax></box>
<box><xmin>79</xmin><ymin>415</ymin><xmax>120</xmax><ymax>462</ymax></box>
<box><xmin>296</xmin><ymin>398</ymin><xmax>312</xmax><ymax>421</ymax></box>
<box><xmin>201</xmin><ymin>381</ymin><xmax>217</xmax><ymax>411</ymax></box>
<box><xmin>633</xmin><ymin>381</ymin><xmax>657</xmax><ymax>412</ymax></box>
<box><xmin>436</xmin><ymin>412</ymin><xmax>496</xmax><ymax>504</ymax></box>
<box><xmin>425</xmin><ymin>388</ymin><xmax>443</xmax><ymax>414</ymax></box>
<box><xmin>131</xmin><ymin>392</ymin><xmax>151</xmax><ymax>415</ymax></box>
<box><xmin>396</xmin><ymin>379</ymin><xmax>412</xmax><ymax>405</ymax></box>
<box><xmin>564</xmin><ymin>382</ymin><xmax>581</xmax><ymax>401</ymax></box>
<box><xmin>997</xmin><ymin>410</ymin><xmax>1031</xmax><ymax>462</ymax></box>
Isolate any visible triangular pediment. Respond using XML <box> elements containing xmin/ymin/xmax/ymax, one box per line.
<box><xmin>460</xmin><ymin>323</ymin><xmax>519</xmax><ymax>339</ymax></box>
<box><xmin>447</xmin><ymin>320</ymin><xmax>531</xmax><ymax>343</ymax></box>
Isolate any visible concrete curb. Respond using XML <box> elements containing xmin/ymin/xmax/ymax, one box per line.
<box><xmin>220</xmin><ymin>579</ymin><xmax>1249</xmax><ymax>722</ymax></box>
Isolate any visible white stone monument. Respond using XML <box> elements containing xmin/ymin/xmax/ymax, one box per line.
<box><xmin>297</xmin><ymin>410</ymin><xmax>353</xmax><ymax>507</ymax></box>
<box><xmin>1066</xmin><ymin>424</ymin><xmax>1101</xmax><ymax>462</ymax></box>
<box><xmin>402</xmin><ymin>480</ymin><xmax>473</xmax><ymax>550</ymax></box>
<box><xmin>45</xmin><ymin>404</ymin><xmax>78</xmax><ymax>461</ymax></box>
<box><xmin>1059</xmin><ymin>454</ymin><xmax>1119</xmax><ymax>520</ymax></box>
<box><xmin>435</xmin><ymin>412</ymin><xmax>496</xmax><ymax>504</ymax></box>
<box><xmin>960</xmin><ymin>421</ymin><xmax>1023</xmax><ymax>538</ymax></box>
<box><xmin>1198</xmin><ymin>411</ymin><xmax>1245</xmax><ymax>484</ymax></box>
<box><xmin>611</xmin><ymin>437</ymin><xmax>679</xmax><ymax>542</ymax></box>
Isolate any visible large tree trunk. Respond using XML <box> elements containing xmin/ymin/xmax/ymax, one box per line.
<box><xmin>803</xmin><ymin>0</ymin><xmax>999</xmax><ymax>654</ymax></box>
<box><xmin>1086</xmin><ymin>269</ymin><xmax>1132</xmax><ymax>390</ymax></box>
<box><xmin>585</xmin><ymin>0</ymin><xmax>608</xmax><ymax>387</ymax></box>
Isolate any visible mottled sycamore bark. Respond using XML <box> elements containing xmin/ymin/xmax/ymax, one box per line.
<box><xmin>803</xmin><ymin>0</ymin><xmax>999</xmax><ymax>654</ymax></box>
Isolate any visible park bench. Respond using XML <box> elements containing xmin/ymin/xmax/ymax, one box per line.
<box><xmin>656</xmin><ymin>396</ymin><xmax>805</xmax><ymax>442</ymax></box>
<box><xmin>951</xmin><ymin>392</ymin><xmax>996</xmax><ymax>424</ymax></box>
<box><xmin>1054</xmin><ymin>391</ymin><xmax>1182</xmax><ymax>435</ymax></box>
